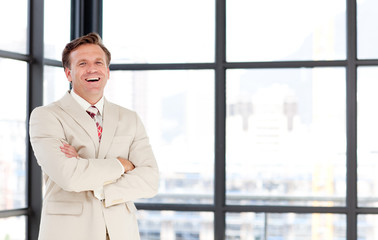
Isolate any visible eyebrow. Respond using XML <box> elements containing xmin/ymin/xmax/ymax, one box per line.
<box><xmin>76</xmin><ymin>58</ymin><xmax>105</xmax><ymax>63</ymax></box>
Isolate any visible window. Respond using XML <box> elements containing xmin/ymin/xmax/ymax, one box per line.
<box><xmin>226</xmin><ymin>67</ymin><xmax>346</xmax><ymax>207</ymax></box>
<box><xmin>0</xmin><ymin>0</ymin><xmax>28</xmax><ymax>54</ymax></box>
<box><xmin>0</xmin><ymin>58</ymin><xmax>27</xmax><ymax>240</ymax></box>
<box><xmin>43</xmin><ymin>66</ymin><xmax>69</xmax><ymax>104</ymax></box>
<box><xmin>44</xmin><ymin>0</ymin><xmax>71</xmax><ymax>61</ymax></box>
<box><xmin>0</xmin><ymin>1</ymin><xmax>29</xmax><ymax>240</ymax></box>
<box><xmin>99</xmin><ymin>0</ymin><xmax>371</xmax><ymax>239</ymax></box>
<box><xmin>0</xmin><ymin>216</ymin><xmax>26</xmax><ymax>240</ymax></box>
<box><xmin>138</xmin><ymin>210</ymin><xmax>213</xmax><ymax>240</ymax></box>
<box><xmin>14</xmin><ymin>0</ymin><xmax>378</xmax><ymax>239</ymax></box>
<box><xmin>105</xmin><ymin>70</ymin><xmax>215</xmax><ymax>204</ymax></box>
<box><xmin>357</xmin><ymin>66</ymin><xmax>378</xmax><ymax>207</ymax></box>
<box><xmin>226</xmin><ymin>213</ymin><xmax>346</xmax><ymax>239</ymax></box>
<box><xmin>226</xmin><ymin>0</ymin><xmax>346</xmax><ymax>62</ymax></box>
<box><xmin>357</xmin><ymin>0</ymin><xmax>378</xmax><ymax>59</ymax></box>
<box><xmin>103</xmin><ymin>0</ymin><xmax>214</xmax><ymax>63</ymax></box>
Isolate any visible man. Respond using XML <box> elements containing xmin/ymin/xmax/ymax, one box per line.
<box><xmin>29</xmin><ymin>32</ymin><xmax>159</xmax><ymax>240</ymax></box>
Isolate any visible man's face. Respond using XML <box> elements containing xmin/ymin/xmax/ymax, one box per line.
<box><xmin>65</xmin><ymin>44</ymin><xmax>110</xmax><ymax>104</ymax></box>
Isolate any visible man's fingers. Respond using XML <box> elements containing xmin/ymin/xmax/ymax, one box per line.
<box><xmin>60</xmin><ymin>144</ymin><xmax>78</xmax><ymax>158</ymax></box>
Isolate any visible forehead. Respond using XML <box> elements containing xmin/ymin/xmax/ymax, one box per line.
<box><xmin>70</xmin><ymin>44</ymin><xmax>106</xmax><ymax>62</ymax></box>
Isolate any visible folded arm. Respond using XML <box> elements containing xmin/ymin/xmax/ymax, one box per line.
<box><xmin>59</xmin><ymin>138</ymin><xmax>157</xmax><ymax>207</ymax></box>
<box><xmin>29</xmin><ymin>107</ymin><xmax>123</xmax><ymax>192</ymax></box>
<box><xmin>60</xmin><ymin>143</ymin><xmax>135</xmax><ymax>173</ymax></box>
<box><xmin>103</xmin><ymin>113</ymin><xmax>159</xmax><ymax>207</ymax></box>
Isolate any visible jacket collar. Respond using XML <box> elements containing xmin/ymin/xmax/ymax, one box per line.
<box><xmin>56</xmin><ymin>91</ymin><xmax>119</xmax><ymax>158</ymax></box>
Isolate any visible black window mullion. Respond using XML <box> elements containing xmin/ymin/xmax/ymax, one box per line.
<box><xmin>0</xmin><ymin>209</ymin><xmax>29</xmax><ymax>219</ymax></box>
<box><xmin>71</xmin><ymin>0</ymin><xmax>84</xmax><ymax>40</ymax></box>
<box><xmin>346</xmin><ymin>0</ymin><xmax>358</xmax><ymax>239</ymax></box>
<box><xmin>71</xmin><ymin>0</ymin><xmax>103</xmax><ymax>37</ymax></box>
<box><xmin>83</xmin><ymin>0</ymin><xmax>102</xmax><ymax>36</ymax></box>
<box><xmin>71</xmin><ymin>0</ymin><xmax>103</xmax><ymax>39</ymax></box>
<box><xmin>214</xmin><ymin>0</ymin><xmax>226</xmax><ymax>239</ymax></box>
<box><xmin>27</xmin><ymin>0</ymin><xmax>44</xmax><ymax>239</ymax></box>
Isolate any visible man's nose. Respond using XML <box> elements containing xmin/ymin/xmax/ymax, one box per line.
<box><xmin>86</xmin><ymin>64</ymin><xmax>98</xmax><ymax>73</ymax></box>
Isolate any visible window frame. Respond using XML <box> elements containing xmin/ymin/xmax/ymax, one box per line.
<box><xmin>1</xmin><ymin>0</ymin><xmax>376</xmax><ymax>239</ymax></box>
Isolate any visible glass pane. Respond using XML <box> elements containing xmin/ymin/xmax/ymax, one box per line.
<box><xmin>358</xmin><ymin>215</ymin><xmax>378</xmax><ymax>240</ymax></box>
<box><xmin>105</xmin><ymin>70</ymin><xmax>214</xmax><ymax>204</ymax></box>
<box><xmin>357</xmin><ymin>67</ymin><xmax>378</xmax><ymax>207</ymax></box>
<box><xmin>44</xmin><ymin>66</ymin><xmax>70</xmax><ymax>105</ymax></box>
<box><xmin>0</xmin><ymin>216</ymin><xmax>26</xmax><ymax>240</ymax></box>
<box><xmin>0</xmin><ymin>58</ymin><xmax>27</xmax><ymax>210</ymax></box>
<box><xmin>226</xmin><ymin>68</ymin><xmax>346</xmax><ymax>206</ymax></box>
<box><xmin>357</xmin><ymin>0</ymin><xmax>378</xmax><ymax>59</ymax></box>
<box><xmin>44</xmin><ymin>0</ymin><xmax>71</xmax><ymax>60</ymax></box>
<box><xmin>0</xmin><ymin>0</ymin><xmax>27</xmax><ymax>53</ymax></box>
<box><xmin>138</xmin><ymin>210</ymin><xmax>213</xmax><ymax>240</ymax></box>
<box><xmin>226</xmin><ymin>212</ymin><xmax>346</xmax><ymax>240</ymax></box>
<box><xmin>103</xmin><ymin>0</ymin><xmax>215</xmax><ymax>63</ymax></box>
<box><xmin>227</xmin><ymin>0</ymin><xmax>346</xmax><ymax>62</ymax></box>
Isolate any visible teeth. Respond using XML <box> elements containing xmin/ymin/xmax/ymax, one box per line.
<box><xmin>86</xmin><ymin>77</ymin><xmax>100</xmax><ymax>82</ymax></box>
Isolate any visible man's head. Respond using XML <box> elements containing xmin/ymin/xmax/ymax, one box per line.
<box><xmin>62</xmin><ymin>32</ymin><xmax>111</xmax><ymax>70</ymax></box>
<box><xmin>62</xmin><ymin>33</ymin><xmax>111</xmax><ymax>105</ymax></box>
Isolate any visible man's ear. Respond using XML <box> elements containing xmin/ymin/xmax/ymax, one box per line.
<box><xmin>64</xmin><ymin>68</ymin><xmax>72</xmax><ymax>81</ymax></box>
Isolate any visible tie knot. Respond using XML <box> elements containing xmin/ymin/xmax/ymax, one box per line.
<box><xmin>86</xmin><ymin>106</ymin><xmax>99</xmax><ymax>119</ymax></box>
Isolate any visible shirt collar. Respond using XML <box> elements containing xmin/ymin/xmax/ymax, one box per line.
<box><xmin>70</xmin><ymin>90</ymin><xmax>104</xmax><ymax>115</ymax></box>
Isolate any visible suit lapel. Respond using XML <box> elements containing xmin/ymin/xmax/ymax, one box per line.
<box><xmin>57</xmin><ymin>92</ymin><xmax>100</xmax><ymax>150</ymax></box>
<box><xmin>98</xmin><ymin>98</ymin><xmax>119</xmax><ymax>159</ymax></box>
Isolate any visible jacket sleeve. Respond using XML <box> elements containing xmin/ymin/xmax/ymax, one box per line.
<box><xmin>103</xmin><ymin>113</ymin><xmax>159</xmax><ymax>207</ymax></box>
<box><xmin>29</xmin><ymin>106</ymin><xmax>123</xmax><ymax>192</ymax></box>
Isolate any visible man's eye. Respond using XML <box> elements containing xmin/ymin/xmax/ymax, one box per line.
<box><xmin>96</xmin><ymin>62</ymin><xmax>103</xmax><ymax>65</ymax></box>
<box><xmin>79</xmin><ymin>62</ymin><xmax>86</xmax><ymax>66</ymax></box>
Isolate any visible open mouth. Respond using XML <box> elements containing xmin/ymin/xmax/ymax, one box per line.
<box><xmin>86</xmin><ymin>77</ymin><xmax>100</xmax><ymax>82</ymax></box>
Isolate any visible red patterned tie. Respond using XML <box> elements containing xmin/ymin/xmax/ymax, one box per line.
<box><xmin>86</xmin><ymin>106</ymin><xmax>103</xmax><ymax>142</ymax></box>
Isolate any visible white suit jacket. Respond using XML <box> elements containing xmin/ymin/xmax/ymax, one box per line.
<box><xmin>29</xmin><ymin>92</ymin><xmax>159</xmax><ymax>240</ymax></box>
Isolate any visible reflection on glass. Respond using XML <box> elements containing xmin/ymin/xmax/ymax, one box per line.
<box><xmin>357</xmin><ymin>0</ymin><xmax>378</xmax><ymax>59</ymax></box>
<box><xmin>0</xmin><ymin>0</ymin><xmax>27</xmax><ymax>53</ymax></box>
<box><xmin>44</xmin><ymin>0</ymin><xmax>71</xmax><ymax>60</ymax></box>
<box><xmin>226</xmin><ymin>212</ymin><xmax>346</xmax><ymax>240</ymax></box>
<box><xmin>0</xmin><ymin>216</ymin><xmax>26</xmax><ymax>240</ymax></box>
<box><xmin>357</xmin><ymin>67</ymin><xmax>378</xmax><ymax>207</ymax></box>
<box><xmin>227</xmin><ymin>0</ymin><xmax>346</xmax><ymax>62</ymax></box>
<box><xmin>0</xmin><ymin>58</ymin><xmax>27</xmax><ymax>211</ymax></box>
<box><xmin>44</xmin><ymin>66</ymin><xmax>69</xmax><ymax>105</ymax></box>
<box><xmin>138</xmin><ymin>210</ymin><xmax>213</xmax><ymax>240</ymax></box>
<box><xmin>103</xmin><ymin>0</ymin><xmax>215</xmax><ymax>63</ymax></box>
<box><xmin>105</xmin><ymin>70</ymin><xmax>215</xmax><ymax>204</ymax></box>
<box><xmin>226</xmin><ymin>68</ymin><xmax>346</xmax><ymax>206</ymax></box>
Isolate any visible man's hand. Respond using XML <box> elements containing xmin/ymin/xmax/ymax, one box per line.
<box><xmin>117</xmin><ymin>157</ymin><xmax>135</xmax><ymax>173</ymax></box>
<box><xmin>60</xmin><ymin>143</ymin><xmax>79</xmax><ymax>158</ymax></box>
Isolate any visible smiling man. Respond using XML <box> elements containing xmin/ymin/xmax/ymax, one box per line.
<box><xmin>29</xmin><ymin>33</ymin><xmax>159</xmax><ymax>240</ymax></box>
